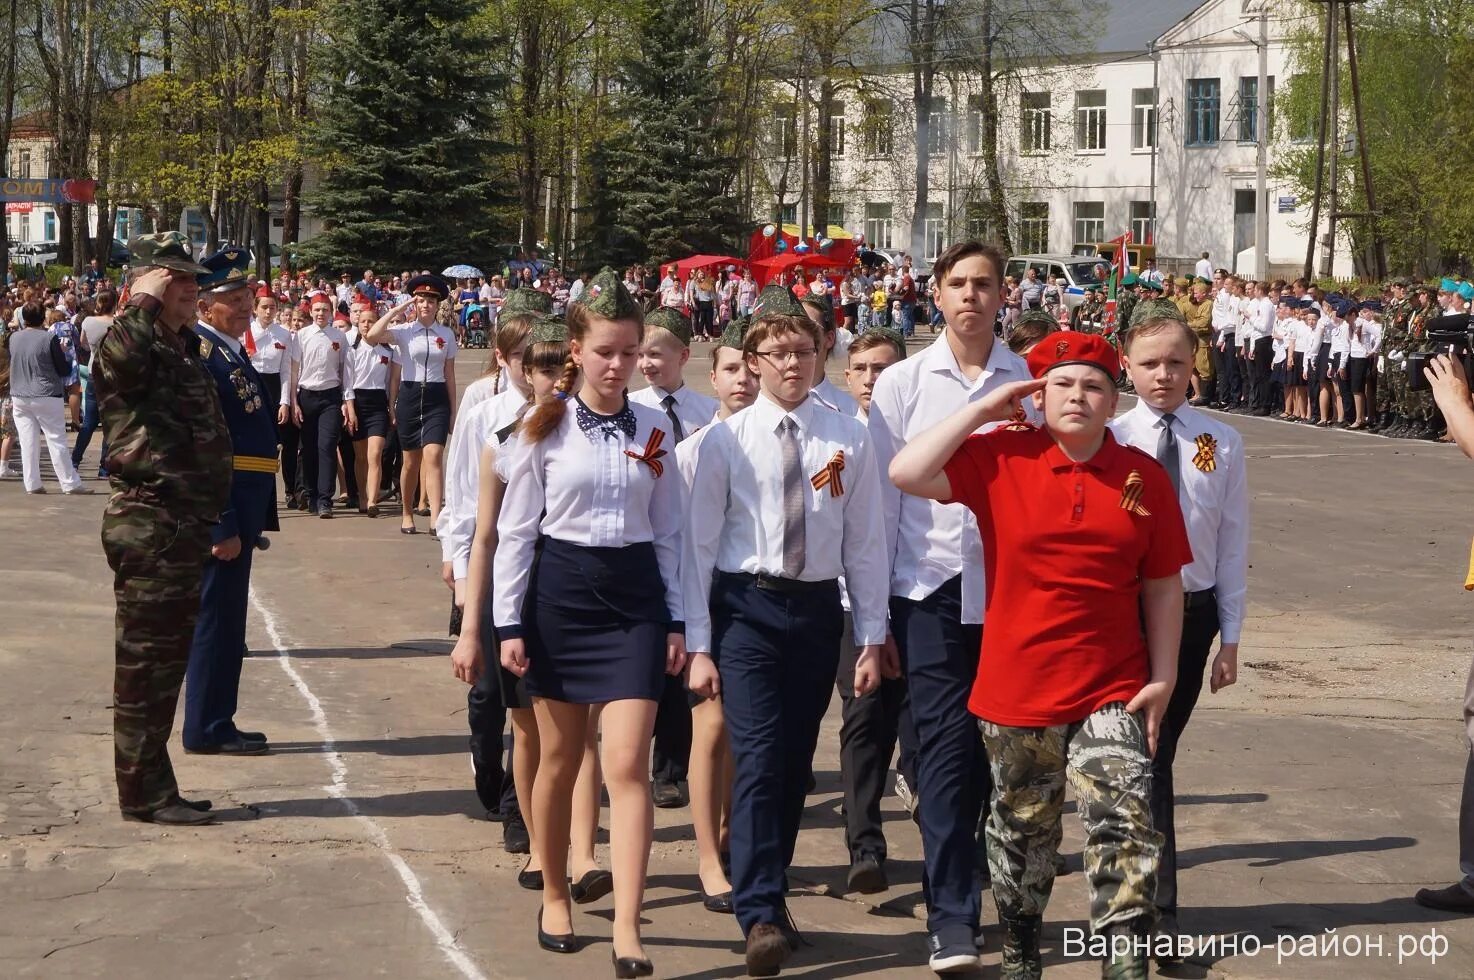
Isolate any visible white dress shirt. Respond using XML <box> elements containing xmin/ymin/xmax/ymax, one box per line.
<box><xmin>1195</xmin><ymin>258</ymin><xmax>1214</xmax><ymax>279</ymax></box>
<box><xmin>811</xmin><ymin>376</ymin><xmax>861</xmax><ymax>416</ymax></box>
<box><xmin>461</xmin><ymin>374</ymin><xmax>501</xmax><ymax>416</ymax></box>
<box><xmin>866</xmin><ymin>335</ymin><xmax>1035</xmax><ymax>623</ymax></box>
<box><xmin>675</xmin><ymin>413</ymin><xmax>722</xmax><ymax>490</ymax></box>
<box><xmin>1245</xmin><ymin>297</ymin><xmax>1275</xmax><ymax>343</ymax></box>
<box><xmin>682</xmin><ymin>392</ymin><xmax>889</xmax><ymax>653</ymax></box>
<box><xmin>249</xmin><ymin>320</ymin><xmax>297</xmax><ymax>379</ymax></box>
<box><xmin>296</xmin><ymin>323</ymin><xmax>355</xmax><ymax>398</ymax></box>
<box><xmin>345</xmin><ymin>328</ymin><xmax>394</xmax><ymax>391</ymax></box>
<box><xmin>1350</xmin><ymin>319</ymin><xmax>1381</xmax><ymax>358</ymax></box>
<box><xmin>389</xmin><ymin>321</ymin><xmax>458</xmax><ymax>383</ymax></box>
<box><xmin>440</xmin><ymin>387</ymin><xmax>529</xmax><ymax>578</ymax></box>
<box><xmin>630</xmin><ymin>383</ymin><xmax>718</xmax><ymax>440</ymax></box>
<box><xmin>1110</xmin><ymin>400</ymin><xmax>1248</xmax><ymax>644</ymax></box>
<box><xmin>494</xmin><ymin>398</ymin><xmax>684</xmax><ymax>632</ymax></box>
<box><xmin>1328</xmin><ymin>319</ymin><xmax>1351</xmax><ymax>360</ymax></box>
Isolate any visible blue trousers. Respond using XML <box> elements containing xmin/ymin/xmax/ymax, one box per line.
<box><xmin>892</xmin><ymin>574</ymin><xmax>990</xmax><ymax>935</ymax></box>
<box><xmin>182</xmin><ymin>538</ymin><xmax>256</xmax><ymax>748</ymax></box>
<box><xmin>715</xmin><ymin>574</ymin><xmax>843</xmax><ymax>935</ymax></box>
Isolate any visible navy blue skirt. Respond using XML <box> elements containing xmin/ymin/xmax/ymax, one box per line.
<box><xmin>525</xmin><ymin>537</ymin><xmax>670</xmax><ymax>704</ymax></box>
<box><xmin>352</xmin><ymin>388</ymin><xmax>391</xmax><ymax>440</ymax></box>
<box><xmin>396</xmin><ymin>381</ymin><xmax>450</xmax><ymax>449</ymax></box>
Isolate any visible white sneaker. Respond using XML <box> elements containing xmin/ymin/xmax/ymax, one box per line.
<box><xmin>63</xmin><ymin>486</ymin><xmax>96</xmax><ymax>495</ymax></box>
<box><xmin>0</xmin><ymin>464</ymin><xmax>14</xmax><ymax>479</ymax></box>
<box><xmin>894</xmin><ymin>770</ymin><xmax>917</xmax><ymax>816</ymax></box>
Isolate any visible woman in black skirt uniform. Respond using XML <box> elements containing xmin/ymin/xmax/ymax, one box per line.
<box><xmin>364</xmin><ymin>273</ymin><xmax>459</xmax><ymax>534</ymax></box>
<box><xmin>345</xmin><ymin>293</ymin><xmax>394</xmax><ymax>516</ymax></box>
<box><xmin>494</xmin><ymin>270</ymin><xmax>685</xmax><ymax>977</ymax></box>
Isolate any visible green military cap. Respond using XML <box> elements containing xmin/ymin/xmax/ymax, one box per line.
<box><xmin>645</xmin><ymin>306</ymin><xmax>693</xmax><ymax>346</ymax></box>
<box><xmin>867</xmin><ymin>325</ymin><xmax>908</xmax><ymax>357</ymax></box>
<box><xmin>750</xmin><ymin>284</ymin><xmax>806</xmax><ymax>318</ymax></box>
<box><xmin>1016</xmin><ymin>308</ymin><xmax>1058</xmax><ymax>329</ymax></box>
<box><xmin>576</xmin><ymin>266</ymin><xmax>641</xmax><ymax>320</ymax></box>
<box><xmin>718</xmin><ymin>316</ymin><xmax>750</xmax><ymax>351</ymax></box>
<box><xmin>197</xmin><ymin>247</ymin><xmax>251</xmax><ymax>293</ymax></box>
<box><xmin>528</xmin><ymin>313</ymin><xmax>569</xmax><ymax>344</ymax></box>
<box><xmin>502</xmin><ymin>287</ymin><xmax>552</xmax><ymax>318</ymax></box>
<box><xmin>1194</xmin><ymin>275</ymin><xmax>1213</xmax><ymax>286</ymax></box>
<box><xmin>1141</xmin><ymin>279</ymin><xmax>1163</xmax><ymax>294</ymax></box>
<box><xmin>128</xmin><ymin>231</ymin><xmax>209</xmax><ymax>275</ymax></box>
<box><xmin>1175</xmin><ymin>276</ymin><xmax>1193</xmax><ymax>287</ymax></box>
<box><xmin>1121</xmin><ymin>272</ymin><xmax>1140</xmax><ymax>288</ymax></box>
<box><xmin>1128</xmin><ymin>297</ymin><xmax>1188</xmax><ymax>328</ymax></box>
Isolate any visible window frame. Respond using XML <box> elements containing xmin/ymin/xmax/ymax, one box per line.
<box><xmin>864</xmin><ymin>202</ymin><xmax>894</xmax><ymax>250</ymax></box>
<box><xmin>1072</xmin><ymin>200</ymin><xmax>1105</xmax><ymax>248</ymax></box>
<box><xmin>1020</xmin><ymin>92</ymin><xmax>1052</xmax><ymax>155</ymax></box>
<box><xmin>1131</xmin><ymin>87</ymin><xmax>1157</xmax><ymax>152</ymax></box>
<box><xmin>1075</xmin><ymin>89</ymin><xmax>1107</xmax><ymax>154</ymax></box>
<box><xmin>1017</xmin><ymin>201</ymin><xmax>1050</xmax><ymax>255</ymax></box>
<box><xmin>1186</xmin><ymin>77</ymin><xmax>1221</xmax><ymax>147</ymax></box>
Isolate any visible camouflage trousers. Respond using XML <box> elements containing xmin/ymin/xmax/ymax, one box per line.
<box><xmin>979</xmin><ymin>702</ymin><xmax>1162</xmax><ymax>933</ymax></box>
<box><xmin>101</xmin><ymin>495</ymin><xmax>210</xmax><ymax>814</ymax></box>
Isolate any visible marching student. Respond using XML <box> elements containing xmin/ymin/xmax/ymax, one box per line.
<box><xmin>675</xmin><ymin>317</ymin><xmax>758</xmax><ymax>915</ymax></box>
<box><xmin>1110</xmin><ymin>299</ymin><xmax>1247</xmax><ymax>962</ymax></box>
<box><xmin>629</xmin><ymin>305</ymin><xmax>717</xmax><ymax>809</ymax></box>
<box><xmin>1347</xmin><ymin>301</ymin><xmax>1382</xmax><ymax>430</ymax></box>
<box><xmin>800</xmin><ymin>295</ymin><xmax>861</xmax><ymax>415</ymax></box>
<box><xmin>461</xmin><ymin>287</ymin><xmax>549</xmax><ymax>414</ymax></box>
<box><xmin>363</xmin><ymin>273</ymin><xmax>459</xmax><ymax>535</ymax></box>
<box><xmin>292</xmin><ymin>292</ymin><xmax>356</xmax><ymax>517</ymax></box>
<box><xmin>866</xmin><ymin>241</ymin><xmax>1036</xmax><ymax>973</ymax></box>
<box><xmin>344</xmin><ymin>295</ymin><xmax>394</xmax><ymax>516</ymax></box>
<box><xmin>842</xmin><ymin>328</ymin><xmax>903</xmax><ymax>421</ymax></box>
<box><xmin>889</xmin><ymin>329</ymin><xmax>1191</xmax><ymax>980</ymax></box>
<box><xmin>494</xmin><ymin>271</ymin><xmax>684</xmax><ymax>978</ymax></box>
<box><xmin>255</xmin><ymin>296</ymin><xmax>304</xmax><ymax>508</ymax></box>
<box><xmin>683</xmin><ymin>286</ymin><xmax>892</xmax><ymax>977</ymax></box>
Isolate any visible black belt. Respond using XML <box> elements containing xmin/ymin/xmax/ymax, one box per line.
<box><xmin>719</xmin><ymin>571</ymin><xmax>838</xmax><ymax>595</ymax></box>
<box><xmin>1185</xmin><ymin>587</ymin><xmax>1216</xmax><ymax>611</ymax></box>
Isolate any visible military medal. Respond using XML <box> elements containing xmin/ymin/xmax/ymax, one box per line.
<box><xmin>1119</xmin><ymin>470</ymin><xmax>1151</xmax><ymax>516</ymax></box>
<box><xmin>810</xmin><ymin>451</ymin><xmax>846</xmax><ymax>498</ymax></box>
<box><xmin>1193</xmin><ymin>434</ymin><xmax>1218</xmax><ymax>473</ymax></box>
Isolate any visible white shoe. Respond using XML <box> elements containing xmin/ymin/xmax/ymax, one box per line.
<box><xmin>894</xmin><ymin>770</ymin><xmax>917</xmax><ymax>816</ymax></box>
<box><xmin>63</xmin><ymin>486</ymin><xmax>96</xmax><ymax>495</ymax></box>
<box><xmin>0</xmin><ymin>465</ymin><xmax>14</xmax><ymax>478</ymax></box>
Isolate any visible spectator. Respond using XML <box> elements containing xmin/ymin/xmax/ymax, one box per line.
<box><xmin>73</xmin><ymin>290</ymin><xmax>116</xmax><ymax>476</ymax></box>
<box><xmin>1018</xmin><ymin>267</ymin><xmax>1044</xmax><ymax>310</ymax></box>
<box><xmin>1195</xmin><ymin>252</ymin><xmax>1213</xmax><ymax>280</ymax></box>
<box><xmin>5</xmin><ymin>302</ymin><xmax>90</xmax><ymax>494</ymax></box>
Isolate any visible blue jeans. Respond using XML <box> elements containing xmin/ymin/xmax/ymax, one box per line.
<box><xmin>71</xmin><ymin>379</ymin><xmax>106</xmax><ymax>473</ymax></box>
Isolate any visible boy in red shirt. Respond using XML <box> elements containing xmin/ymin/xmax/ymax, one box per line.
<box><xmin>890</xmin><ymin>331</ymin><xmax>1191</xmax><ymax>980</ymax></box>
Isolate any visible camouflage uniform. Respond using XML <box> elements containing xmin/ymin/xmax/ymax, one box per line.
<box><xmin>1405</xmin><ymin>299</ymin><xmax>1439</xmax><ymax>429</ymax></box>
<box><xmin>93</xmin><ymin>282</ymin><xmax>232</xmax><ymax>815</ymax></box>
<box><xmin>980</xmin><ymin>703</ymin><xmax>1161</xmax><ymax>933</ymax></box>
<box><xmin>1180</xmin><ymin>296</ymin><xmax>1216</xmax><ymax>391</ymax></box>
<box><xmin>1380</xmin><ymin>296</ymin><xmax>1411</xmax><ymax>423</ymax></box>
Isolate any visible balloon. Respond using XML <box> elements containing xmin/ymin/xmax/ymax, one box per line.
<box><xmin>855</xmin><ymin>232</ymin><xmax>866</xmax><ymax>245</ymax></box>
<box><xmin>794</xmin><ymin>242</ymin><xmax>811</xmax><ymax>254</ymax></box>
<box><xmin>762</xmin><ymin>224</ymin><xmax>777</xmax><ymax>238</ymax></box>
<box><xmin>818</xmin><ymin>238</ymin><xmax>834</xmax><ymax>252</ymax></box>
<box><xmin>775</xmin><ymin>239</ymin><xmax>788</xmax><ymax>253</ymax></box>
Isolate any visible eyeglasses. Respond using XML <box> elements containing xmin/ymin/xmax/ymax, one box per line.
<box><xmin>752</xmin><ymin>348</ymin><xmax>819</xmax><ymax>365</ymax></box>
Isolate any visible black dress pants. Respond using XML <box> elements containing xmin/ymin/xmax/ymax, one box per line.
<box><xmin>298</xmin><ymin>387</ymin><xmax>343</xmax><ymax>513</ymax></box>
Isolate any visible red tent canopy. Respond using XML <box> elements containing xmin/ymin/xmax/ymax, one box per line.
<box><xmin>750</xmin><ymin>252</ymin><xmax>849</xmax><ymax>287</ymax></box>
<box><xmin>669</xmin><ymin>254</ymin><xmax>745</xmax><ymax>280</ymax></box>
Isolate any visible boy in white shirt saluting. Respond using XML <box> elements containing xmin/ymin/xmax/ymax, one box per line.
<box><xmin>683</xmin><ymin>286</ymin><xmax>893</xmax><ymax>977</ymax></box>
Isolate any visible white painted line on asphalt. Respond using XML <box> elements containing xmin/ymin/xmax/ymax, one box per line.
<box><xmin>249</xmin><ymin>586</ymin><xmax>489</xmax><ymax>980</ymax></box>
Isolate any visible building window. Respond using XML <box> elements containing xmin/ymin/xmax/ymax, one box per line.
<box><xmin>862</xmin><ymin>100</ymin><xmax>893</xmax><ymax>158</ymax></box>
<box><xmin>1186</xmin><ymin>78</ymin><xmax>1220</xmax><ymax>146</ymax></box>
<box><xmin>864</xmin><ymin>203</ymin><xmax>894</xmax><ymax>250</ymax></box>
<box><xmin>1021</xmin><ymin>92</ymin><xmax>1051</xmax><ymax>153</ymax></box>
<box><xmin>779</xmin><ymin>202</ymin><xmax>797</xmax><ymax>225</ymax></box>
<box><xmin>1073</xmin><ymin>201</ymin><xmax>1105</xmax><ymax>246</ymax></box>
<box><xmin>1132</xmin><ymin>88</ymin><xmax>1157</xmax><ymax>150</ymax></box>
<box><xmin>43</xmin><ymin>210</ymin><xmax>56</xmax><ymax>242</ymax></box>
<box><xmin>114</xmin><ymin>211</ymin><xmax>129</xmax><ymax>242</ymax></box>
<box><xmin>1018</xmin><ymin>202</ymin><xmax>1049</xmax><ymax>254</ymax></box>
<box><xmin>830</xmin><ymin>111</ymin><xmax>846</xmax><ymax>156</ymax></box>
<box><xmin>827</xmin><ymin>202</ymin><xmax>845</xmax><ymax>229</ymax></box>
<box><xmin>1129</xmin><ymin>201</ymin><xmax>1155</xmax><ymax>244</ymax></box>
<box><xmin>923</xmin><ymin>203</ymin><xmax>945</xmax><ymax>261</ymax></box>
<box><xmin>1075</xmin><ymin>90</ymin><xmax>1106</xmax><ymax>152</ymax></box>
<box><xmin>1237</xmin><ymin>75</ymin><xmax>1275</xmax><ymax>143</ymax></box>
<box><xmin>16</xmin><ymin>148</ymin><xmax>30</xmax><ymax>178</ymax></box>
<box><xmin>773</xmin><ymin>103</ymin><xmax>797</xmax><ymax>158</ymax></box>
<box><xmin>966</xmin><ymin>95</ymin><xmax>984</xmax><ymax>155</ymax></box>
<box><xmin>965</xmin><ymin>200</ymin><xmax>994</xmax><ymax>241</ymax></box>
<box><xmin>927</xmin><ymin>98</ymin><xmax>947</xmax><ymax>157</ymax></box>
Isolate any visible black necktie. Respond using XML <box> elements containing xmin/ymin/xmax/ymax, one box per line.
<box><xmin>661</xmin><ymin>393</ymin><xmax>686</xmax><ymax>443</ymax></box>
<box><xmin>1157</xmin><ymin>412</ymin><xmax>1181</xmax><ymax>497</ymax></box>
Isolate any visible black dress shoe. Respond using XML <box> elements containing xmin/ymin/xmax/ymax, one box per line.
<box><xmin>168</xmin><ymin>794</ymin><xmax>213</xmax><ymax>812</ymax></box>
<box><xmin>503</xmin><ymin>817</ymin><xmax>531</xmax><ymax>854</ymax></box>
<box><xmin>537</xmin><ymin>909</ymin><xmax>577</xmax><ymax>953</ymax></box>
<box><xmin>612</xmin><ymin>950</ymin><xmax>654</xmax><ymax>978</ymax></box>
<box><xmin>651</xmin><ymin>779</ymin><xmax>685</xmax><ymax>808</ymax></box>
<box><xmin>701</xmin><ymin>887</ymin><xmax>734</xmax><ymax>913</ymax></box>
<box><xmin>235</xmin><ymin>729</ymin><xmax>268</xmax><ymax>743</ymax></box>
<box><xmin>318</xmin><ymin>508</ymin><xmax>333</xmax><ymax>519</ymax></box>
<box><xmin>846</xmin><ymin>853</ymin><xmax>888</xmax><ymax>894</ymax></box>
<box><xmin>570</xmin><ymin>868</ymin><xmax>614</xmax><ymax>904</ymax></box>
<box><xmin>518</xmin><ymin>861</ymin><xmax>544</xmax><ymax>891</ymax></box>
<box><xmin>415</xmin><ymin>505</ymin><xmax>431</xmax><ymax>517</ymax></box>
<box><xmin>122</xmin><ymin>803</ymin><xmax>216</xmax><ymax>826</ymax></box>
<box><xmin>400</xmin><ymin>524</ymin><xmax>418</xmax><ymax>535</ymax></box>
<box><xmin>184</xmin><ymin>738</ymin><xmax>269</xmax><ymax>755</ymax></box>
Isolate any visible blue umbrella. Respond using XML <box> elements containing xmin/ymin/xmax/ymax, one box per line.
<box><xmin>442</xmin><ymin>264</ymin><xmax>485</xmax><ymax>280</ymax></box>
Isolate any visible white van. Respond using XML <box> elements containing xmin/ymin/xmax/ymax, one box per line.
<box><xmin>1003</xmin><ymin>254</ymin><xmax>1109</xmax><ymax>311</ymax></box>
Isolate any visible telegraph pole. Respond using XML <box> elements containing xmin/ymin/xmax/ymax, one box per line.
<box><xmin>1254</xmin><ymin>3</ymin><xmax>1269</xmax><ymax>281</ymax></box>
<box><xmin>1316</xmin><ymin>3</ymin><xmax>1340</xmax><ymax>278</ymax></box>
<box><xmin>1302</xmin><ymin>1</ymin><xmax>1334</xmax><ymax>281</ymax></box>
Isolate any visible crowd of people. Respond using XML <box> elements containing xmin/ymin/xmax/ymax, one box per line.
<box><xmin>12</xmin><ymin>229</ymin><xmax>1474</xmax><ymax>980</ymax></box>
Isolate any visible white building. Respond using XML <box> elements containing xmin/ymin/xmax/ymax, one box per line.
<box><xmin>757</xmin><ymin>0</ymin><xmax>1355</xmax><ymax>279</ymax></box>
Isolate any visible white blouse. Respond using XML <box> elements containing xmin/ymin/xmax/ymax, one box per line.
<box><xmin>494</xmin><ymin>398</ymin><xmax>684</xmax><ymax>632</ymax></box>
<box><xmin>439</xmin><ymin>387</ymin><xmax>529</xmax><ymax>579</ymax></box>
<box><xmin>345</xmin><ymin>329</ymin><xmax>395</xmax><ymax>391</ymax></box>
<box><xmin>390</xmin><ymin>321</ymin><xmax>458</xmax><ymax>383</ymax></box>
<box><xmin>250</xmin><ymin>320</ymin><xmax>298</xmax><ymax>377</ymax></box>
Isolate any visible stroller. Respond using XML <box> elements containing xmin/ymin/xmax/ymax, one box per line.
<box><xmin>462</xmin><ymin>306</ymin><xmax>489</xmax><ymax>348</ymax></box>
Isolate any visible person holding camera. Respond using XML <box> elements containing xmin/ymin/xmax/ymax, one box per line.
<box><xmin>1414</xmin><ymin>350</ymin><xmax>1474</xmax><ymax>914</ymax></box>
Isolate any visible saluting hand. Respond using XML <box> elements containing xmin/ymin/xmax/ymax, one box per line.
<box><xmin>501</xmin><ymin>637</ymin><xmax>528</xmax><ymax>677</ymax></box>
<box><xmin>977</xmin><ymin>377</ymin><xmax>1048</xmax><ymax>424</ymax></box>
<box><xmin>450</xmin><ymin>634</ymin><xmax>482</xmax><ymax>685</ymax></box>
<box><xmin>131</xmin><ymin>267</ymin><xmax>176</xmax><ymax>302</ymax></box>
<box><xmin>686</xmin><ymin>651</ymin><xmax>719</xmax><ymax>700</ymax></box>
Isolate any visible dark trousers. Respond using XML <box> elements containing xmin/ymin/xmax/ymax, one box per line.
<box><xmin>1150</xmin><ymin>596</ymin><xmax>1220</xmax><ymax>916</ymax></box>
<box><xmin>1215</xmin><ymin>334</ymin><xmax>1240</xmax><ymax>405</ymax></box>
<box><xmin>183</xmin><ymin>535</ymin><xmax>257</xmax><ymax>748</ymax></box>
<box><xmin>259</xmin><ymin>373</ymin><xmax>295</xmax><ymax>500</ymax></box>
<box><xmin>893</xmin><ymin>575</ymin><xmax>990</xmax><ymax>934</ymax></box>
<box><xmin>716</xmin><ymin>575</ymin><xmax>843</xmax><ymax>935</ymax></box>
<box><xmin>1249</xmin><ymin>337</ymin><xmax>1274</xmax><ymax>411</ymax></box>
<box><xmin>338</xmin><ymin>427</ymin><xmax>358</xmax><ymax>503</ymax></box>
<box><xmin>836</xmin><ymin>632</ymin><xmax>916</xmax><ymax>862</ymax></box>
<box><xmin>468</xmin><ymin>592</ymin><xmax>518</xmax><ymax>817</ymax></box>
<box><xmin>71</xmin><ymin>380</ymin><xmax>105</xmax><ymax>470</ymax></box>
<box><xmin>652</xmin><ymin>676</ymin><xmax>692</xmax><ymax>784</ymax></box>
<box><xmin>298</xmin><ymin>387</ymin><xmax>343</xmax><ymax>512</ymax></box>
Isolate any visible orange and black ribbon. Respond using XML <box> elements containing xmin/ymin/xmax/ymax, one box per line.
<box><xmin>624</xmin><ymin>428</ymin><xmax>668</xmax><ymax>478</ymax></box>
<box><xmin>811</xmin><ymin>450</ymin><xmax>845</xmax><ymax>497</ymax></box>
<box><xmin>1119</xmin><ymin>469</ymin><xmax>1151</xmax><ymax>516</ymax></box>
<box><xmin>1192</xmin><ymin>434</ymin><xmax>1218</xmax><ymax>473</ymax></box>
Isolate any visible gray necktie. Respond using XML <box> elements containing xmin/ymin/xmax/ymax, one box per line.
<box><xmin>1157</xmin><ymin>412</ymin><xmax>1181</xmax><ymax>497</ymax></box>
<box><xmin>779</xmin><ymin>417</ymin><xmax>806</xmax><ymax>577</ymax></box>
<box><xmin>661</xmin><ymin>393</ymin><xmax>686</xmax><ymax>443</ymax></box>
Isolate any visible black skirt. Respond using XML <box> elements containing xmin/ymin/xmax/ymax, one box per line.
<box><xmin>1313</xmin><ymin>343</ymin><xmax>1333</xmax><ymax>386</ymax></box>
<box><xmin>396</xmin><ymin>381</ymin><xmax>450</xmax><ymax>449</ymax></box>
<box><xmin>1347</xmin><ymin>355</ymin><xmax>1370</xmax><ymax>390</ymax></box>
<box><xmin>524</xmin><ymin>537</ymin><xmax>670</xmax><ymax>704</ymax></box>
<box><xmin>1288</xmin><ymin>351</ymin><xmax>1306</xmax><ymax>388</ymax></box>
<box><xmin>352</xmin><ymin>388</ymin><xmax>390</xmax><ymax>440</ymax></box>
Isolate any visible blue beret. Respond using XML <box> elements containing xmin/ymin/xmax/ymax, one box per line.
<box><xmin>1441</xmin><ymin>277</ymin><xmax>1459</xmax><ymax>293</ymax></box>
<box><xmin>1460</xmin><ymin>283</ymin><xmax>1474</xmax><ymax>302</ymax></box>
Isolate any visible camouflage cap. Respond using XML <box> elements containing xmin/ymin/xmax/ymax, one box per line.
<box><xmin>502</xmin><ymin>287</ymin><xmax>553</xmax><ymax>318</ymax></box>
<box><xmin>576</xmin><ymin>266</ymin><xmax>641</xmax><ymax>320</ymax></box>
<box><xmin>1128</xmin><ymin>297</ymin><xmax>1188</xmax><ymax>328</ymax></box>
<box><xmin>866</xmin><ymin>326</ymin><xmax>908</xmax><ymax>357</ymax></box>
<box><xmin>197</xmin><ymin>247</ymin><xmax>251</xmax><ymax>293</ymax></box>
<box><xmin>751</xmin><ymin>284</ymin><xmax>806</xmax><ymax>319</ymax></box>
<box><xmin>717</xmin><ymin>316</ymin><xmax>750</xmax><ymax>351</ymax></box>
<box><xmin>528</xmin><ymin>314</ymin><xmax>570</xmax><ymax>345</ymax></box>
<box><xmin>1016</xmin><ymin>307</ymin><xmax>1058</xmax><ymax>329</ymax></box>
<box><xmin>1121</xmin><ymin>272</ymin><xmax>1140</xmax><ymax>288</ymax></box>
<box><xmin>645</xmin><ymin>306</ymin><xmax>693</xmax><ymax>346</ymax></box>
<box><xmin>1175</xmin><ymin>276</ymin><xmax>1192</xmax><ymax>287</ymax></box>
<box><xmin>128</xmin><ymin>231</ymin><xmax>209</xmax><ymax>275</ymax></box>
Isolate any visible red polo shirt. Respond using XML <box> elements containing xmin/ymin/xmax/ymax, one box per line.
<box><xmin>942</xmin><ymin>425</ymin><xmax>1192</xmax><ymax>726</ymax></box>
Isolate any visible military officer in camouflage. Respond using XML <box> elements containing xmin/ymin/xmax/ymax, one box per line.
<box><xmin>93</xmin><ymin>232</ymin><xmax>233</xmax><ymax>826</ymax></box>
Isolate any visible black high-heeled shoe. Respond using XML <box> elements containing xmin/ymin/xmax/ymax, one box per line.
<box><xmin>611</xmin><ymin>950</ymin><xmax>654</xmax><ymax>979</ymax></box>
<box><xmin>518</xmin><ymin>859</ymin><xmax>544</xmax><ymax>891</ymax></box>
<box><xmin>570</xmin><ymin>868</ymin><xmax>614</xmax><ymax>904</ymax></box>
<box><xmin>537</xmin><ymin>909</ymin><xmax>577</xmax><ymax>954</ymax></box>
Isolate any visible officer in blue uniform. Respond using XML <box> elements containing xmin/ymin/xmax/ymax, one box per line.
<box><xmin>182</xmin><ymin>248</ymin><xmax>280</xmax><ymax>756</ymax></box>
